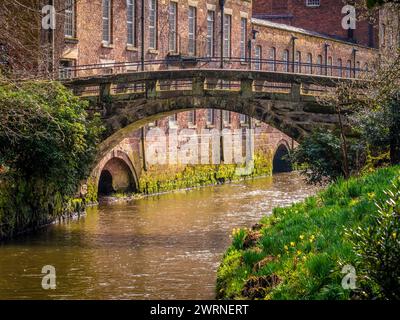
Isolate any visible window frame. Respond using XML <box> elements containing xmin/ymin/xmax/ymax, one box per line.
<box><xmin>240</xmin><ymin>18</ymin><xmax>247</xmax><ymax>62</ymax></box>
<box><xmin>206</xmin><ymin>11</ymin><xmax>215</xmax><ymax>57</ymax></box>
<box><xmin>65</xmin><ymin>0</ymin><xmax>76</xmax><ymax>38</ymax></box>
<box><xmin>149</xmin><ymin>0</ymin><xmax>158</xmax><ymax>50</ymax></box>
<box><xmin>127</xmin><ymin>0</ymin><xmax>136</xmax><ymax>46</ymax></box>
<box><xmin>102</xmin><ymin>0</ymin><xmax>112</xmax><ymax>44</ymax></box>
<box><xmin>188</xmin><ymin>6</ymin><xmax>197</xmax><ymax>56</ymax></box>
<box><xmin>223</xmin><ymin>14</ymin><xmax>232</xmax><ymax>59</ymax></box>
<box><xmin>168</xmin><ymin>1</ymin><xmax>178</xmax><ymax>53</ymax></box>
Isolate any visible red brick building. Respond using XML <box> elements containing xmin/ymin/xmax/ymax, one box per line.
<box><xmin>252</xmin><ymin>0</ymin><xmax>378</xmax><ymax>48</ymax></box>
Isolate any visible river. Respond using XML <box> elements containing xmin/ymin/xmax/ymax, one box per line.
<box><xmin>0</xmin><ymin>172</ymin><xmax>317</xmax><ymax>300</ymax></box>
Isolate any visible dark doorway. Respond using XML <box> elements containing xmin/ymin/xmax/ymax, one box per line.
<box><xmin>273</xmin><ymin>144</ymin><xmax>292</xmax><ymax>173</ymax></box>
<box><xmin>98</xmin><ymin>170</ymin><xmax>114</xmax><ymax>195</ymax></box>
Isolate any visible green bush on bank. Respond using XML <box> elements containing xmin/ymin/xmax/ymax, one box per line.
<box><xmin>0</xmin><ymin>81</ymin><xmax>102</xmax><ymax>239</ymax></box>
<box><xmin>216</xmin><ymin>165</ymin><xmax>400</xmax><ymax>300</ymax></box>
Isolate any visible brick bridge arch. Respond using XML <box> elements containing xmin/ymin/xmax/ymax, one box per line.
<box><xmin>65</xmin><ymin>69</ymin><xmax>359</xmax><ymax>187</ymax></box>
<box><xmin>65</xmin><ymin>69</ymin><xmax>351</xmax><ymax>164</ymax></box>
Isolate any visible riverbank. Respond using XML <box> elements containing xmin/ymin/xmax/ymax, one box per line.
<box><xmin>216</xmin><ymin>165</ymin><xmax>400</xmax><ymax>300</ymax></box>
<box><xmin>0</xmin><ymin>173</ymin><xmax>317</xmax><ymax>299</ymax></box>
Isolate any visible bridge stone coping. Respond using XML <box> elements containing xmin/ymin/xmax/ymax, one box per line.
<box><xmin>63</xmin><ymin>69</ymin><xmax>359</xmax><ymax>88</ymax></box>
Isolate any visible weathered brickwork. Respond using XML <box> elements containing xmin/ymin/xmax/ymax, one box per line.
<box><xmin>252</xmin><ymin>18</ymin><xmax>378</xmax><ymax>76</ymax></box>
<box><xmin>252</xmin><ymin>0</ymin><xmax>378</xmax><ymax>48</ymax></box>
<box><xmin>379</xmin><ymin>3</ymin><xmax>400</xmax><ymax>62</ymax></box>
<box><xmin>59</xmin><ymin>0</ymin><xmax>378</xmax><ymax>76</ymax></box>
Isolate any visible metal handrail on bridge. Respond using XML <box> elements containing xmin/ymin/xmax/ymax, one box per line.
<box><xmin>59</xmin><ymin>56</ymin><xmax>370</xmax><ymax>81</ymax></box>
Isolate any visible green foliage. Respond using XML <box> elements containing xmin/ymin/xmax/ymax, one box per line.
<box><xmin>0</xmin><ymin>81</ymin><xmax>103</xmax><ymax>194</ymax></box>
<box><xmin>353</xmin><ymin>93</ymin><xmax>400</xmax><ymax>166</ymax></box>
<box><xmin>217</xmin><ymin>165</ymin><xmax>400</xmax><ymax>300</ymax></box>
<box><xmin>138</xmin><ymin>151</ymin><xmax>273</xmax><ymax>195</ymax></box>
<box><xmin>291</xmin><ymin>130</ymin><xmax>365</xmax><ymax>184</ymax></box>
<box><xmin>349</xmin><ymin>179</ymin><xmax>400</xmax><ymax>300</ymax></box>
<box><xmin>0</xmin><ymin>81</ymin><xmax>102</xmax><ymax>238</ymax></box>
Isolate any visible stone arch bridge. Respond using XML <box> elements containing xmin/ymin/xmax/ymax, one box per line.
<box><xmin>64</xmin><ymin>69</ymin><xmax>355</xmax><ymax>195</ymax></box>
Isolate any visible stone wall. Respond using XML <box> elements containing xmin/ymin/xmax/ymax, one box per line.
<box><xmin>90</xmin><ymin>109</ymin><xmax>295</xmax><ymax>196</ymax></box>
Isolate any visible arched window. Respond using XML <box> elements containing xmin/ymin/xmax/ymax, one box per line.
<box><xmin>364</xmin><ymin>63</ymin><xmax>369</xmax><ymax>75</ymax></box>
<box><xmin>328</xmin><ymin>57</ymin><xmax>333</xmax><ymax>76</ymax></box>
<box><xmin>356</xmin><ymin>61</ymin><xmax>361</xmax><ymax>77</ymax></box>
<box><xmin>317</xmin><ymin>55</ymin><xmax>323</xmax><ymax>75</ymax></box>
<box><xmin>254</xmin><ymin>45</ymin><xmax>262</xmax><ymax>71</ymax></box>
<box><xmin>307</xmin><ymin>53</ymin><xmax>313</xmax><ymax>74</ymax></box>
<box><xmin>283</xmin><ymin>49</ymin><xmax>290</xmax><ymax>72</ymax></box>
<box><xmin>295</xmin><ymin>51</ymin><xmax>301</xmax><ymax>73</ymax></box>
<box><xmin>269</xmin><ymin>47</ymin><xmax>276</xmax><ymax>71</ymax></box>
<box><xmin>346</xmin><ymin>60</ymin><xmax>352</xmax><ymax>78</ymax></box>
<box><xmin>337</xmin><ymin>58</ymin><xmax>343</xmax><ymax>77</ymax></box>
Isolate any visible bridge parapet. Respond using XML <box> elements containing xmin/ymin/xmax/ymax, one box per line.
<box><xmin>64</xmin><ymin>68</ymin><xmax>360</xmax><ymax>108</ymax></box>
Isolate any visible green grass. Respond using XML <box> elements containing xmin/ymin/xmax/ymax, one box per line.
<box><xmin>216</xmin><ymin>165</ymin><xmax>400</xmax><ymax>300</ymax></box>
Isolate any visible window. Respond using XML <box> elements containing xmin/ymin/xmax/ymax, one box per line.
<box><xmin>346</xmin><ymin>60</ymin><xmax>352</xmax><ymax>78</ymax></box>
<box><xmin>188</xmin><ymin>6</ymin><xmax>197</xmax><ymax>56</ymax></box>
<box><xmin>283</xmin><ymin>49</ymin><xmax>289</xmax><ymax>72</ymax></box>
<box><xmin>380</xmin><ymin>24</ymin><xmax>386</xmax><ymax>47</ymax></box>
<box><xmin>356</xmin><ymin>61</ymin><xmax>361</xmax><ymax>77</ymax></box>
<box><xmin>149</xmin><ymin>0</ymin><xmax>157</xmax><ymax>49</ymax></box>
<box><xmin>328</xmin><ymin>57</ymin><xmax>333</xmax><ymax>76</ymax></box>
<box><xmin>254</xmin><ymin>45</ymin><xmax>262</xmax><ymax>70</ymax></box>
<box><xmin>169</xmin><ymin>114</ymin><xmax>177</xmax><ymax>127</ymax></box>
<box><xmin>306</xmin><ymin>53</ymin><xmax>313</xmax><ymax>74</ymax></box>
<box><xmin>222</xmin><ymin>110</ymin><xmax>231</xmax><ymax>125</ymax></box>
<box><xmin>127</xmin><ymin>0</ymin><xmax>136</xmax><ymax>45</ymax></box>
<box><xmin>59</xmin><ymin>60</ymin><xmax>74</xmax><ymax>79</ymax></box>
<box><xmin>269</xmin><ymin>47</ymin><xmax>276</xmax><ymax>71</ymax></box>
<box><xmin>306</xmin><ymin>0</ymin><xmax>320</xmax><ymax>7</ymax></box>
<box><xmin>65</xmin><ymin>0</ymin><xmax>75</xmax><ymax>38</ymax></box>
<box><xmin>240</xmin><ymin>114</ymin><xmax>249</xmax><ymax>125</ymax></box>
<box><xmin>102</xmin><ymin>0</ymin><xmax>112</xmax><ymax>44</ymax></box>
<box><xmin>240</xmin><ymin>18</ymin><xmax>247</xmax><ymax>62</ymax></box>
<box><xmin>295</xmin><ymin>51</ymin><xmax>301</xmax><ymax>73</ymax></box>
<box><xmin>206</xmin><ymin>11</ymin><xmax>215</xmax><ymax>57</ymax></box>
<box><xmin>188</xmin><ymin>110</ymin><xmax>196</xmax><ymax>125</ymax></box>
<box><xmin>223</xmin><ymin>14</ymin><xmax>231</xmax><ymax>58</ymax></box>
<box><xmin>168</xmin><ymin>1</ymin><xmax>177</xmax><ymax>53</ymax></box>
<box><xmin>317</xmin><ymin>55</ymin><xmax>323</xmax><ymax>75</ymax></box>
<box><xmin>337</xmin><ymin>58</ymin><xmax>343</xmax><ymax>77</ymax></box>
<box><xmin>207</xmin><ymin>109</ymin><xmax>215</xmax><ymax>125</ymax></box>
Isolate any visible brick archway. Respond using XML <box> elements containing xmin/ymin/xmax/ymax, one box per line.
<box><xmin>93</xmin><ymin>149</ymin><xmax>139</xmax><ymax>196</ymax></box>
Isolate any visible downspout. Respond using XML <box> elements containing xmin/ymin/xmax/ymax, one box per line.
<box><xmin>324</xmin><ymin>43</ymin><xmax>330</xmax><ymax>76</ymax></box>
<box><xmin>219</xmin><ymin>0</ymin><xmax>225</xmax><ymax>69</ymax></box>
<box><xmin>141</xmin><ymin>0</ymin><xmax>145</xmax><ymax>71</ymax></box>
<box><xmin>291</xmin><ymin>36</ymin><xmax>297</xmax><ymax>73</ymax></box>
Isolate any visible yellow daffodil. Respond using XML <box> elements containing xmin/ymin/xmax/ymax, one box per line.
<box><xmin>290</xmin><ymin>242</ymin><xmax>296</xmax><ymax>247</ymax></box>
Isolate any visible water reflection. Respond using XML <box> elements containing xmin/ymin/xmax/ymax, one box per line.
<box><xmin>0</xmin><ymin>173</ymin><xmax>317</xmax><ymax>300</ymax></box>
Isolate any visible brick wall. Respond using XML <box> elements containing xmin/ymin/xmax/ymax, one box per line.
<box><xmin>59</xmin><ymin>0</ymin><xmax>378</xmax><ymax>78</ymax></box>
<box><xmin>253</xmin><ymin>0</ymin><xmax>378</xmax><ymax>48</ymax></box>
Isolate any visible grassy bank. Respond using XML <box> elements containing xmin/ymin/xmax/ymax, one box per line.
<box><xmin>216</xmin><ymin>165</ymin><xmax>400</xmax><ymax>300</ymax></box>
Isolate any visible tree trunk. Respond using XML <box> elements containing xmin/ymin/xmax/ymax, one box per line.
<box><xmin>336</xmin><ymin>105</ymin><xmax>350</xmax><ymax>179</ymax></box>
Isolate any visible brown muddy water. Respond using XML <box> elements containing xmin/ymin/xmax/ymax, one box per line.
<box><xmin>0</xmin><ymin>173</ymin><xmax>317</xmax><ymax>300</ymax></box>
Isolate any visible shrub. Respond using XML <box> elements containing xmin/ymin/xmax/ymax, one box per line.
<box><xmin>349</xmin><ymin>179</ymin><xmax>400</xmax><ymax>300</ymax></box>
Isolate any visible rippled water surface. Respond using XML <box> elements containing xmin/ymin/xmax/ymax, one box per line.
<box><xmin>0</xmin><ymin>173</ymin><xmax>317</xmax><ymax>300</ymax></box>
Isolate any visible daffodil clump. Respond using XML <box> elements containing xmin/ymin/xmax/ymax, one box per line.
<box><xmin>217</xmin><ymin>165</ymin><xmax>400</xmax><ymax>300</ymax></box>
